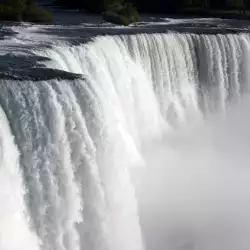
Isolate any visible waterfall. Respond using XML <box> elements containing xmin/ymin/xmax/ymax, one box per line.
<box><xmin>1</xmin><ymin>32</ymin><xmax>250</xmax><ymax>250</ymax></box>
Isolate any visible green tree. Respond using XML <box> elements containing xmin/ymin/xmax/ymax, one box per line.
<box><xmin>105</xmin><ymin>0</ymin><xmax>123</xmax><ymax>11</ymax></box>
<box><xmin>0</xmin><ymin>0</ymin><xmax>52</xmax><ymax>22</ymax></box>
<box><xmin>201</xmin><ymin>0</ymin><xmax>210</xmax><ymax>8</ymax></box>
<box><xmin>227</xmin><ymin>0</ymin><xmax>245</xmax><ymax>9</ymax></box>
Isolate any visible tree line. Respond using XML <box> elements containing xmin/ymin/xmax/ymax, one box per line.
<box><xmin>59</xmin><ymin>0</ymin><xmax>249</xmax><ymax>13</ymax></box>
<box><xmin>184</xmin><ymin>0</ymin><xmax>246</xmax><ymax>9</ymax></box>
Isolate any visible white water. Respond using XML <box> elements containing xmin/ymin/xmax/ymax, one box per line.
<box><xmin>1</xmin><ymin>32</ymin><xmax>250</xmax><ymax>250</ymax></box>
<box><xmin>0</xmin><ymin>106</ymin><xmax>40</xmax><ymax>250</ymax></box>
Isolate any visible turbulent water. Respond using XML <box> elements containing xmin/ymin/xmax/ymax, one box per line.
<box><xmin>1</xmin><ymin>27</ymin><xmax>250</xmax><ymax>250</ymax></box>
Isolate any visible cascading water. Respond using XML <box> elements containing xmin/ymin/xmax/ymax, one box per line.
<box><xmin>1</xmin><ymin>32</ymin><xmax>250</xmax><ymax>250</ymax></box>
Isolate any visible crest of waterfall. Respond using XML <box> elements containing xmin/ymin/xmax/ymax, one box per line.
<box><xmin>1</xmin><ymin>32</ymin><xmax>250</xmax><ymax>250</ymax></box>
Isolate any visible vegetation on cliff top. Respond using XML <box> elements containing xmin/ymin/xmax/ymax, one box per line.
<box><xmin>183</xmin><ymin>0</ymin><xmax>246</xmax><ymax>13</ymax></box>
<box><xmin>54</xmin><ymin>0</ymin><xmax>250</xmax><ymax>17</ymax></box>
<box><xmin>0</xmin><ymin>0</ymin><xmax>52</xmax><ymax>22</ymax></box>
<box><xmin>102</xmin><ymin>1</ymin><xmax>139</xmax><ymax>25</ymax></box>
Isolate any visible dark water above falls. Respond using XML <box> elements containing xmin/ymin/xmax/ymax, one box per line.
<box><xmin>1</xmin><ymin>15</ymin><xmax>250</xmax><ymax>250</ymax></box>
